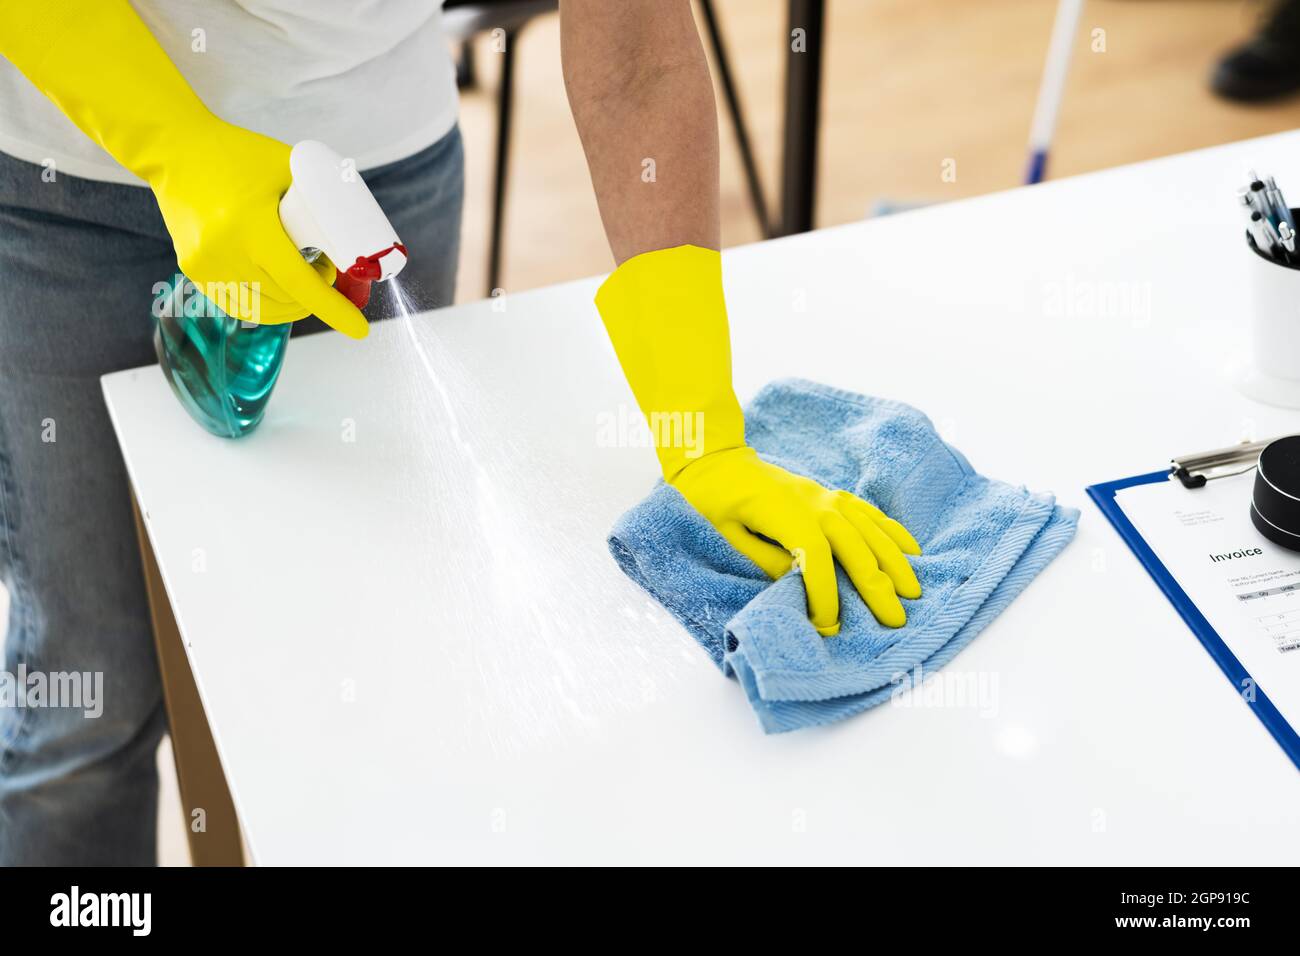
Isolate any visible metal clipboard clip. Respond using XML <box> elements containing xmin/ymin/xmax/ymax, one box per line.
<box><xmin>1170</xmin><ymin>439</ymin><xmax>1278</xmax><ymax>489</ymax></box>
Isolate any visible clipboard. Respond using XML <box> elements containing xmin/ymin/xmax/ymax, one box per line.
<box><xmin>1088</xmin><ymin>439</ymin><xmax>1300</xmax><ymax>771</ymax></box>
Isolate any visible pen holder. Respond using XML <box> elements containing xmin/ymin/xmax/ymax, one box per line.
<box><xmin>1236</xmin><ymin>210</ymin><xmax>1300</xmax><ymax>408</ymax></box>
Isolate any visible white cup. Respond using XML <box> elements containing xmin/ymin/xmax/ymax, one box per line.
<box><xmin>1235</xmin><ymin>226</ymin><xmax>1300</xmax><ymax>408</ymax></box>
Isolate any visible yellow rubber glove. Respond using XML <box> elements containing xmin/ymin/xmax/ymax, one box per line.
<box><xmin>0</xmin><ymin>1</ymin><xmax>367</xmax><ymax>338</ymax></box>
<box><xmin>595</xmin><ymin>245</ymin><xmax>922</xmax><ymax>635</ymax></box>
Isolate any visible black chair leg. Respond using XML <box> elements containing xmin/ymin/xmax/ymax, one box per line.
<box><xmin>779</xmin><ymin>0</ymin><xmax>825</xmax><ymax>236</ymax></box>
<box><xmin>699</xmin><ymin>0</ymin><xmax>771</xmax><ymax>238</ymax></box>
<box><xmin>456</xmin><ymin>40</ymin><xmax>477</xmax><ymax>90</ymax></box>
<box><xmin>488</xmin><ymin>30</ymin><xmax>517</xmax><ymax>296</ymax></box>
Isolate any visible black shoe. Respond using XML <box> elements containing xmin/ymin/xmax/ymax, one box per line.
<box><xmin>1212</xmin><ymin>0</ymin><xmax>1300</xmax><ymax>102</ymax></box>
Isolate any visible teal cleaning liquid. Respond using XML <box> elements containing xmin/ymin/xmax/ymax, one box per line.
<box><xmin>152</xmin><ymin>274</ymin><xmax>291</xmax><ymax>439</ymax></box>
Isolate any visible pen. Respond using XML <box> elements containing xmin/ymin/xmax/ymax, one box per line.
<box><xmin>1239</xmin><ymin>186</ymin><xmax>1260</xmax><ymax>217</ymax></box>
<box><xmin>1280</xmin><ymin>221</ymin><xmax>1297</xmax><ymax>255</ymax></box>
<box><xmin>1238</xmin><ymin>169</ymin><xmax>1297</xmax><ymax>265</ymax></box>
<box><xmin>1251</xmin><ymin>179</ymin><xmax>1274</xmax><ymax>224</ymax></box>
<box><xmin>1263</xmin><ymin>174</ymin><xmax>1295</xmax><ymax>231</ymax></box>
<box><xmin>1249</xmin><ymin>211</ymin><xmax>1283</xmax><ymax>261</ymax></box>
<box><xmin>1276</xmin><ymin>193</ymin><xmax>1295</xmax><ymax>234</ymax></box>
<box><xmin>1260</xmin><ymin>213</ymin><xmax>1282</xmax><ymax>250</ymax></box>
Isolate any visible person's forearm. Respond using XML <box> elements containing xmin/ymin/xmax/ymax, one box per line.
<box><xmin>560</xmin><ymin>0</ymin><xmax>720</xmax><ymax>263</ymax></box>
<box><xmin>0</xmin><ymin>0</ymin><xmax>212</xmax><ymax>183</ymax></box>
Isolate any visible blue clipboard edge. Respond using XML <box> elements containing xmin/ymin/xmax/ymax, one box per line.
<box><xmin>1087</xmin><ymin>471</ymin><xmax>1300</xmax><ymax>771</ymax></box>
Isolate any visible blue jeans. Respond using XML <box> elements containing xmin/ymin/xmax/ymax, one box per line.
<box><xmin>0</xmin><ymin>126</ymin><xmax>464</xmax><ymax>865</ymax></box>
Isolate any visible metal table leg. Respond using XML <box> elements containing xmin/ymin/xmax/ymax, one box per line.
<box><xmin>778</xmin><ymin>0</ymin><xmax>826</xmax><ymax>236</ymax></box>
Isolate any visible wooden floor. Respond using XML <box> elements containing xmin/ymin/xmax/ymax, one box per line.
<box><xmin>453</xmin><ymin>0</ymin><xmax>1300</xmax><ymax>300</ymax></box>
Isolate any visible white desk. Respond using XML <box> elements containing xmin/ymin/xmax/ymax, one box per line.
<box><xmin>105</xmin><ymin>133</ymin><xmax>1300</xmax><ymax>865</ymax></box>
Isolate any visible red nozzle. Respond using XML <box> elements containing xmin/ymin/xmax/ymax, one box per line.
<box><xmin>333</xmin><ymin>269</ymin><xmax>373</xmax><ymax>309</ymax></box>
<box><xmin>330</xmin><ymin>243</ymin><xmax>407</xmax><ymax>309</ymax></box>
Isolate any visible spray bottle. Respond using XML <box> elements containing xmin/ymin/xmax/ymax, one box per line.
<box><xmin>153</xmin><ymin>140</ymin><xmax>408</xmax><ymax>438</ymax></box>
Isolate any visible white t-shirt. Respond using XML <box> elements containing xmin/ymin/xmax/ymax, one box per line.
<box><xmin>0</xmin><ymin>0</ymin><xmax>458</xmax><ymax>186</ymax></box>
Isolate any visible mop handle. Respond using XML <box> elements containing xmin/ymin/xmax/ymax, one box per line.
<box><xmin>1025</xmin><ymin>0</ymin><xmax>1086</xmax><ymax>185</ymax></box>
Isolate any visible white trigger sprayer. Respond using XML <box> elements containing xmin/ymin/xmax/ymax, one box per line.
<box><xmin>278</xmin><ymin>140</ymin><xmax>408</xmax><ymax>309</ymax></box>
<box><xmin>152</xmin><ymin>140</ymin><xmax>408</xmax><ymax>439</ymax></box>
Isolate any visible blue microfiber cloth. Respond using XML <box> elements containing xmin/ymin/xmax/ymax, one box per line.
<box><xmin>608</xmin><ymin>378</ymin><xmax>1079</xmax><ymax>733</ymax></box>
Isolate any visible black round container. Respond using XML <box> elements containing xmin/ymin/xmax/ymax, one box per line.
<box><xmin>1251</xmin><ymin>436</ymin><xmax>1300</xmax><ymax>550</ymax></box>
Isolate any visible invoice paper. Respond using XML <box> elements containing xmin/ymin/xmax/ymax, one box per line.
<box><xmin>1116</xmin><ymin>471</ymin><xmax>1300</xmax><ymax>735</ymax></box>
